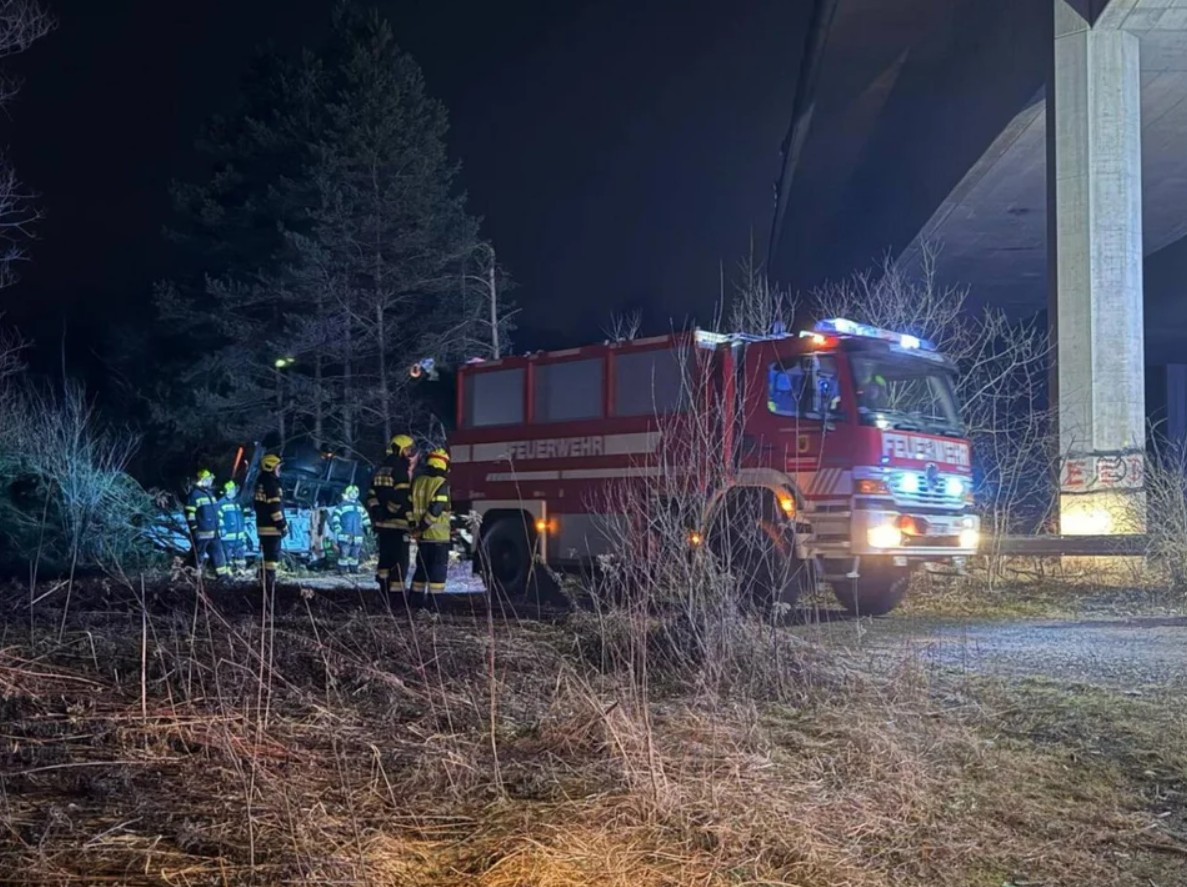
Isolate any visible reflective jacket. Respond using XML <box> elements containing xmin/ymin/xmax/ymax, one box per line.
<box><xmin>253</xmin><ymin>474</ymin><xmax>287</xmax><ymax>537</ymax></box>
<box><xmin>218</xmin><ymin>495</ymin><xmax>246</xmax><ymax>541</ymax></box>
<box><xmin>330</xmin><ymin>501</ymin><xmax>370</xmax><ymax>541</ymax></box>
<box><xmin>857</xmin><ymin>373</ymin><xmax>889</xmax><ymax>410</ymax></box>
<box><xmin>366</xmin><ymin>454</ymin><xmax>413</xmax><ymax>530</ymax></box>
<box><xmin>408</xmin><ymin>471</ymin><xmax>451</xmax><ymax>543</ymax></box>
<box><xmin>185</xmin><ymin>488</ymin><xmax>220</xmax><ymax>539</ymax></box>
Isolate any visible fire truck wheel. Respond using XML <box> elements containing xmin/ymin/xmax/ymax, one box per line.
<box><xmin>478</xmin><ymin>516</ymin><xmax>555</xmax><ymax>602</ymax></box>
<box><xmin>830</xmin><ymin>562</ymin><xmax>911</xmax><ymax>616</ymax></box>
<box><xmin>709</xmin><ymin>495</ymin><xmax>804</xmax><ymax>612</ymax></box>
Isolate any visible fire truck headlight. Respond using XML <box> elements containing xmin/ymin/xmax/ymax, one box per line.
<box><xmin>945</xmin><ymin>476</ymin><xmax>965</xmax><ymax>498</ymax></box>
<box><xmin>867</xmin><ymin>523</ymin><xmax>903</xmax><ymax>549</ymax></box>
<box><xmin>959</xmin><ymin>528</ymin><xmax>980</xmax><ymax>551</ymax></box>
<box><xmin>897</xmin><ymin>472</ymin><xmax>920</xmax><ymax>494</ymax></box>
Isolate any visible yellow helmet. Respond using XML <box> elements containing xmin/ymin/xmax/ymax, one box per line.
<box><xmin>196</xmin><ymin>468</ymin><xmax>214</xmax><ymax>487</ymax></box>
<box><xmin>426</xmin><ymin>448</ymin><xmax>450</xmax><ymax>472</ymax></box>
<box><xmin>261</xmin><ymin>454</ymin><xmax>282</xmax><ymax>472</ymax></box>
<box><xmin>388</xmin><ymin>433</ymin><xmax>415</xmax><ymax>455</ymax></box>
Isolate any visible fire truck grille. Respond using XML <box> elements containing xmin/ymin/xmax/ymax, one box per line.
<box><xmin>890</xmin><ymin>471</ymin><xmax>966</xmax><ymax>509</ymax></box>
<box><xmin>893</xmin><ymin>488</ymin><xmax>961</xmax><ymax>508</ymax></box>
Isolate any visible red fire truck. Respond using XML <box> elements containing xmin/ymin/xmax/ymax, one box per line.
<box><xmin>444</xmin><ymin>318</ymin><xmax>979</xmax><ymax>615</ymax></box>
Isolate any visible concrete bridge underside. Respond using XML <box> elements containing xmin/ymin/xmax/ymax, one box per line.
<box><xmin>771</xmin><ymin>0</ymin><xmax>1187</xmax><ymax>534</ymax></box>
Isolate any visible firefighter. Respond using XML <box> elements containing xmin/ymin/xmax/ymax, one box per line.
<box><xmin>253</xmin><ymin>454</ymin><xmax>287</xmax><ymax>593</ymax></box>
<box><xmin>408</xmin><ymin>447</ymin><xmax>452</xmax><ymax>607</ymax></box>
<box><xmin>218</xmin><ymin>481</ymin><xmax>248</xmax><ymax>572</ymax></box>
<box><xmin>185</xmin><ymin>469</ymin><xmax>230</xmax><ymax>579</ymax></box>
<box><xmin>329</xmin><ymin>485</ymin><xmax>370</xmax><ymax>574</ymax></box>
<box><xmin>366</xmin><ymin>433</ymin><xmax>417</xmax><ymax>596</ymax></box>
<box><xmin>856</xmin><ymin>366</ymin><xmax>889</xmax><ymax>411</ymax></box>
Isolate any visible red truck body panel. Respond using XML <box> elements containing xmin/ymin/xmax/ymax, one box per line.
<box><xmin>449</xmin><ymin>327</ymin><xmax>978</xmax><ymax>566</ymax></box>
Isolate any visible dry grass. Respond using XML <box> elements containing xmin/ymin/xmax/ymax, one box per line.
<box><xmin>899</xmin><ymin>563</ymin><xmax>1187</xmax><ymax>620</ymax></box>
<box><xmin>0</xmin><ymin>582</ymin><xmax>1184</xmax><ymax>886</ymax></box>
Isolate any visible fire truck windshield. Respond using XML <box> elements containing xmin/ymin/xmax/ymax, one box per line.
<box><xmin>851</xmin><ymin>353</ymin><xmax>962</xmax><ymax>435</ymax></box>
<box><xmin>768</xmin><ymin>354</ymin><xmax>843</xmax><ymax>420</ymax></box>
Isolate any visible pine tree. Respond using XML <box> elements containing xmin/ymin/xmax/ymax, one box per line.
<box><xmin>149</xmin><ymin>47</ymin><xmax>326</xmax><ymax>450</ymax></box>
<box><xmin>152</xmin><ymin>3</ymin><xmax>507</xmax><ymax>459</ymax></box>
<box><xmin>300</xmin><ymin>6</ymin><xmax>480</xmax><ymax>446</ymax></box>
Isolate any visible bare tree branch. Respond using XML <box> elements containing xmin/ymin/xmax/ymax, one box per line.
<box><xmin>0</xmin><ymin>1</ymin><xmax>53</xmax><ymax>289</ymax></box>
<box><xmin>0</xmin><ymin>1</ymin><xmax>53</xmax><ymax>62</ymax></box>
<box><xmin>0</xmin><ymin>317</ymin><xmax>25</xmax><ymax>384</ymax></box>
<box><xmin>810</xmin><ymin>244</ymin><xmax>1055</xmax><ymax>553</ymax></box>
<box><xmin>603</xmin><ymin>309</ymin><xmax>642</xmax><ymax>343</ymax></box>
<box><xmin>726</xmin><ymin>246</ymin><xmax>796</xmax><ymax>337</ymax></box>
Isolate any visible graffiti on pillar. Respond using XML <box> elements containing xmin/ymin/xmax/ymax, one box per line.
<box><xmin>1059</xmin><ymin>451</ymin><xmax>1144</xmax><ymax>493</ymax></box>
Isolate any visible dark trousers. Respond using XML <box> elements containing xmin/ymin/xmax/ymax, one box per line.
<box><xmin>259</xmin><ymin>534</ymin><xmax>282</xmax><ymax>591</ymax></box>
<box><xmin>337</xmin><ymin>537</ymin><xmax>363</xmax><ymax>570</ymax></box>
<box><xmin>193</xmin><ymin>534</ymin><xmax>229</xmax><ymax>577</ymax></box>
<box><xmin>412</xmin><ymin>541</ymin><xmax>449</xmax><ymax>594</ymax></box>
<box><xmin>376</xmin><ymin>529</ymin><xmax>409</xmax><ymax>593</ymax></box>
<box><xmin>223</xmin><ymin>538</ymin><xmax>247</xmax><ymax>569</ymax></box>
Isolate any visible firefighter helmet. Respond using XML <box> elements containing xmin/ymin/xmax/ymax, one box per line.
<box><xmin>196</xmin><ymin>469</ymin><xmax>214</xmax><ymax>487</ymax></box>
<box><xmin>223</xmin><ymin>480</ymin><xmax>238</xmax><ymax>497</ymax></box>
<box><xmin>426</xmin><ymin>448</ymin><xmax>450</xmax><ymax>472</ymax></box>
<box><xmin>343</xmin><ymin>484</ymin><xmax>359</xmax><ymax>501</ymax></box>
<box><xmin>388</xmin><ymin>433</ymin><xmax>415</xmax><ymax>455</ymax></box>
<box><xmin>261</xmin><ymin>454</ymin><xmax>282</xmax><ymax>472</ymax></box>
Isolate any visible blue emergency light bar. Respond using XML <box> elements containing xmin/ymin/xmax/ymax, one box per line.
<box><xmin>812</xmin><ymin>317</ymin><xmax>936</xmax><ymax>352</ymax></box>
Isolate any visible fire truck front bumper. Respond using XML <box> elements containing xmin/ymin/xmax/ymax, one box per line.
<box><xmin>852</xmin><ymin>509</ymin><xmax>980</xmax><ymax>558</ymax></box>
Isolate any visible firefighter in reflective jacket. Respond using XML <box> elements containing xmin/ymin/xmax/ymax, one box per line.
<box><xmin>185</xmin><ymin>469</ymin><xmax>230</xmax><ymax>578</ymax></box>
<box><xmin>330</xmin><ymin>485</ymin><xmax>370</xmax><ymax>574</ymax></box>
<box><xmin>218</xmin><ymin>481</ymin><xmax>248</xmax><ymax>572</ymax></box>
<box><xmin>366</xmin><ymin>433</ymin><xmax>416</xmax><ymax>595</ymax></box>
<box><xmin>253</xmin><ymin>454</ymin><xmax>287</xmax><ymax>592</ymax></box>
<box><xmin>408</xmin><ymin>448</ymin><xmax>451</xmax><ymax>603</ymax></box>
<box><xmin>856</xmin><ymin>367</ymin><xmax>889</xmax><ymax>412</ymax></box>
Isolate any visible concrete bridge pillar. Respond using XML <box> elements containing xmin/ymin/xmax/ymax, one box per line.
<box><xmin>1049</xmin><ymin>0</ymin><xmax>1145</xmax><ymax>535</ymax></box>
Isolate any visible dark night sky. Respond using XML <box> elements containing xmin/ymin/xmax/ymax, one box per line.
<box><xmin>2</xmin><ymin>0</ymin><xmax>808</xmax><ymax>369</ymax></box>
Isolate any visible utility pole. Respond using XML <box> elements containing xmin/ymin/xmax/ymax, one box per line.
<box><xmin>276</xmin><ymin>369</ymin><xmax>283</xmax><ymax>445</ymax></box>
<box><xmin>274</xmin><ymin>356</ymin><xmax>295</xmax><ymax>446</ymax></box>
<box><xmin>488</xmin><ymin>254</ymin><xmax>500</xmax><ymax>359</ymax></box>
<box><xmin>467</xmin><ymin>242</ymin><xmax>501</xmax><ymax>359</ymax></box>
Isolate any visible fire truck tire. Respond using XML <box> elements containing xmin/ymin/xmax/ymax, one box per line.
<box><xmin>829</xmin><ymin>562</ymin><xmax>910</xmax><ymax>616</ymax></box>
<box><xmin>709</xmin><ymin>493</ymin><xmax>804</xmax><ymax>612</ymax></box>
<box><xmin>478</xmin><ymin>516</ymin><xmax>554</xmax><ymax>602</ymax></box>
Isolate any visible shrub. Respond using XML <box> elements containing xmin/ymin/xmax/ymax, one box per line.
<box><xmin>0</xmin><ymin>381</ymin><xmax>161</xmax><ymax>575</ymax></box>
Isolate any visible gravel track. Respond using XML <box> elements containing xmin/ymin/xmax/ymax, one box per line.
<box><xmin>800</xmin><ymin>611</ymin><xmax>1187</xmax><ymax>689</ymax></box>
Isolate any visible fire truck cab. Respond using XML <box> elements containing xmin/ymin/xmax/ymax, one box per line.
<box><xmin>447</xmin><ymin>319</ymin><xmax>978</xmax><ymax>615</ymax></box>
